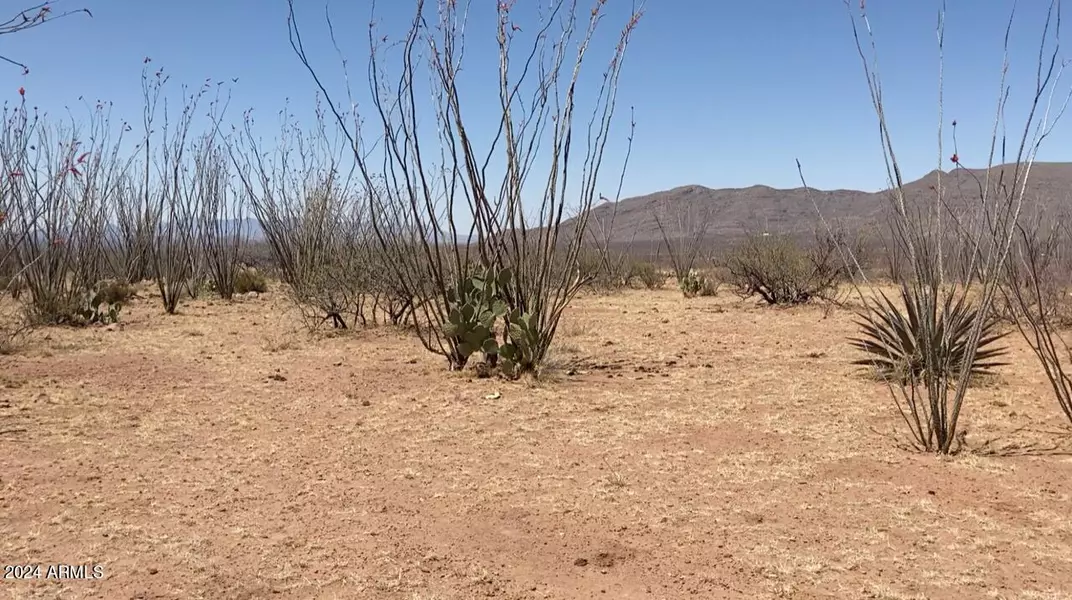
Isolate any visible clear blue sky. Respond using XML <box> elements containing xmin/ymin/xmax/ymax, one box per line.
<box><xmin>5</xmin><ymin>0</ymin><xmax>1071</xmax><ymax>197</ymax></box>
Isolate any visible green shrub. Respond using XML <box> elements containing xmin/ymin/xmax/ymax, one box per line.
<box><xmin>574</xmin><ymin>249</ymin><xmax>630</xmax><ymax>291</ymax></box>
<box><xmin>628</xmin><ymin>261</ymin><xmax>665</xmax><ymax>290</ymax></box>
<box><xmin>679</xmin><ymin>269</ymin><xmax>719</xmax><ymax>298</ymax></box>
<box><xmin>97</xmin><ymin>280</ymin><xmax>136</xmax><ymax>305</ymax></box>
<box><xmin>234</xmin><ymin>267</ymin><xmax>268</xmax><ymax>294</ymax></box>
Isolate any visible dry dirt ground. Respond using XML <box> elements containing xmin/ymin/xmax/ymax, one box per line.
<box><xmin>3</xmin><ymin>286</ymin><xmax>1072</xmax><ymax>600</ymax></box>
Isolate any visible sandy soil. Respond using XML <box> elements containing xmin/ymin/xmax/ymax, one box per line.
<box><xmin>2</xmin><ymin>286</ymin><xmax>1072</xmax><ymax>599</ymax></box>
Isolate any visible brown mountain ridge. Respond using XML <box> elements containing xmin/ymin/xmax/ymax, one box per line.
<box><xmin>571</xmin><ymin>161</ymin><xmax>1072</xmax><ymax>245</ymax></box>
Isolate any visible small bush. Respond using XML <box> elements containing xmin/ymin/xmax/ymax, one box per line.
<box><xmin>234</xmin><ymin>267</ymin><xmax>268</xmax><ymax>294</ymax></box>
<box><xmin>726</xmin><ymin>233</ymin><xmax>844</xmax><ymax>305</ymax></box>
<box><xmin>183</xmin><ymin>275</ymin><xmax>208</xmax><ymax>300</ymax></box>
<box><xmin>25</xmin><ymin>284</ymin><xmax>125</xmax><ymax>327</ymax></box>
<box><xmin>698</xmin><ymin>275</ymin><xmax>719</xmax><ymax>297</ymax></box>
<box><xmin>96</xmin><ymin>280</ymin><xmax>136</xmax><ymax>305</ymax></box>
<box><xmin>0</xmin><ymin>291</ymin><xmax>30</xmax><ymax>354</ymax></box>
<box><xmin>75</xmin><ymin>288</ymin><xmax>123</xmax><ymax>325</ymax></box>
<box><xmin>628</xmin><ymin>261</ymin><xmax>665</xmax><ymax>290</ymax></box>
<box><xmin>679</xmin><ymin>269</ymin><xmax>719</xmax><ymax>298</ymax></box>
<box><xmin>0</xmin><ymin>274</ymin><xmax>24</xmax><ymax>300</ymax></box>
<box><xmin>27</xmin><ymin>296</ymin><xmax>83</xmax><ymax>326</ymax></box>
<box><xmin>574</xmin><ymin>248</ymin><xmax>631</xmax><ymax>291</ymax></box>
<box><xmin>0</xmin><ymin>320</ymin><xmax>30</xmax><ymax>354</ymax></box>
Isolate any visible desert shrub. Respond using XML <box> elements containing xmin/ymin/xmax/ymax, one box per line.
<box><xmin>198</xmin><ymin>146</ymin><xmax>245</xmax><ymax>300</ymax></box>
<box><xmin>234</xmin><ymin>116</ymin><xmax>376</xmax><ymax>330</ymax></box>
<box><xmin>653</xmin><ymin>203</ymin><xmax>714</xmax><ymax>298</ymax></box>
<box><xmin>140</xmin><ymin>71</ymin><xmax>214</xmax><ymax>315</ymax></box>
<box><xmin>997</xmin><ymin>225</ymin><xmax>1072</xmax><ymax>327</ymax></box>
<box><xmin>850</xmin><ymin>284</ymin><xmax>1009</xmax><ymax>385</ymax></box>
<box><xmin>998</xmin><ymin>278</ymin><xmax>1072</xmax><ymax>327</ymax></box>
<box><xmin>678</xmin><ymin>269</ymin><xmax>719</xmax><ymax>298</ymax></box>
<box><xmin>726</xmin><ymin>233</ymin><xmax>844</xmax><ymax>305</ymax></box>
<box><xmin>74</xmin><ymin>286</ymin><xmax>123</xmax><ymax>325</ymax></box>
<box><xmin>573</xmin><ymin>247</ymin><xmax>629</xmax><ymax>291</ymax></box>
<box><xmin>627</xmin><ymin>261</ymin><xmax>665</xmax><ymax>290</ymax></box>
<box><xmin>839</xmin><ymin>1</ymin><xmax>1065</xmax><ymax>454</ymax></box>
<box><xmin>96</xmin><ymin>279</ymin><xmax>136</xmax><ymax>305</ymax></box>
<box><xmin>574</xmin><ymin>248</ymin><xmax>603</xmax><ymax>284</ymax></box>
<box><xmin>371</xmin><ymin>274</ymin><xmax>417</xmax><ymax>326</ymax></box>
<box><xmin>287</xmin><ymin>0</ymin><xmax>640</xmax><ymax>373</ymax></box>
<box><xmin>234</xmin><ymin>267</ymin><xmax>268</xmax><ymax>294</ymax></box>
<box><xmin>0</xmin><ymin>274</ymin><xmax>25</xmax><ymax>299</ymax></box>
<box><xmin>25</xmin><ymin>282</ymin><xmax>125</xmax><ymax>327</ymax></box>
<box><xmin>0</xmin><ymin>275</ymin><xmax>30</xmax><ymax>353</ymax></box>
<box><xmin>6</xmin><ymin>118</ymin><xmax>115</xmax><ymax>324</ymax></box>
<box><xmin>0</xmin><ymin>312</ymin><xmax>30</xmax><ymax>354</ymax></box>
<box><xmin>107</xmin><ymin>174</ymin><xmax>157</xmax><ymax>285</ymax></box>
<box><xmin>184</xmin><ymin>260</ymin><xmax>207</xmax><ymax>300</ymax></box>
<box><xmin>698</xmin><ymin>275</ymin><xmax>719</xmax><ymax>297</ymax></box>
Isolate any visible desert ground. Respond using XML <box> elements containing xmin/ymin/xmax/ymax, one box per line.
<box><xmin>2</xmin><ymin>285</ymin><xmax>1072</xmax><ymax>600</ymax></box>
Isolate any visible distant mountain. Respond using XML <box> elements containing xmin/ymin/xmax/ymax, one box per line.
<box><xmin>568</xmin><ymin>161</ymin><xmax>1072</xmax><ymax>245</ymax></box>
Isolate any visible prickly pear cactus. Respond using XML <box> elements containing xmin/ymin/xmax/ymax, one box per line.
<box><xmin>441</xmin><ymin>266</ymin><xmax>513</xmax><ymax>363</ymax></box>
<box><xmin>499</xmin><ymin>307</ymin><xmax>541</xmax><ymax>377</ymax></box>
<box><xmin>679</xmin><ymin>269</ymin><xmax>707</xmax><ymax>298</ymax></box>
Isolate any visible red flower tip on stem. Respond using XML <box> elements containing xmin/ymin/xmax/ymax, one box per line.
<box><xmin>18</xmin><ymin>86</ymin><xmax>25</xmax><ymax>97</ymax></box>
<box><xmin>69</xmin><ymin>167</ymin><xmax>81</xmax><ymax>177</ymax></box>
<box><xmin>9</xmin><ymin>170</ymin><xmax>23</xmax><ymax>178</ymax></box>
<box><xmin>76</xmin><ymin>152</ymin><xmax>89</xmax><ymax>164</ymax></box>
<box><xmin>950</xmin><ymin>153</ymin><xmax>959</xmax><ymax>164</ymax></box>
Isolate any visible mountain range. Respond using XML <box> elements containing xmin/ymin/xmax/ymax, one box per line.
<box><xmin>571</xmin><ymin>161</ymin><xmax>1072</xmax><ymax>246</ymax></box>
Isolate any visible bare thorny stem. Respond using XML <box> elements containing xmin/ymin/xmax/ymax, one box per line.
<box><xmin>143</xmin><ymin>71</ymin><xmax>231</xmax><ymax>314</ymax></box>
<box><xmin>2</xmin><ymin>99</ymin><xmax>127</xmax><ymax>323</ymax></box>
<box><xmin>585</xmin><ymin>107</ymin><xmax>637</xmax><ymax>288</ymax></box>
<box><xmin>0</xmin><ymin>2</ymin><xmax>92</xmax><ymax>73</ymax></box>
<box><xmin>287</xmin><ymin>0</ymin><xmax>642</xmax><ymax>371</ymax></box>
<box><xmin>230</xmin><ymin>104</ymin><xmax>375</xmax><ymax>330</ymax></box>
<box><xmin>653</xmin><ymin>201</ymin><xmax>712</xmax><ymax>292</ymax></box>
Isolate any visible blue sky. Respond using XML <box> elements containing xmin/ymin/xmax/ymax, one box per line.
<box><xmin>5</xmin><ymin>0</ymin><xmax>1071</xmax><ymax>198</ymax></box>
